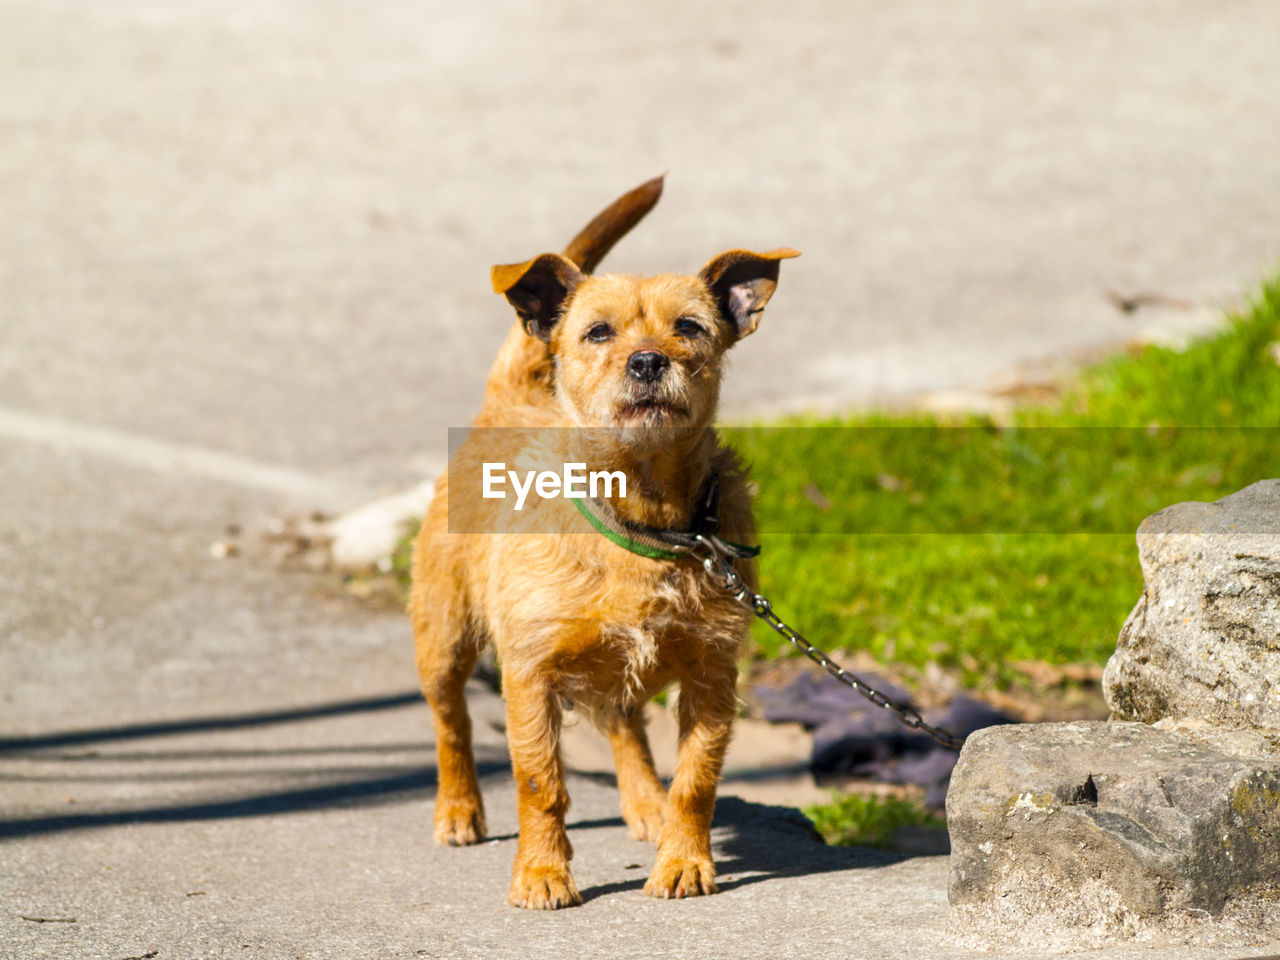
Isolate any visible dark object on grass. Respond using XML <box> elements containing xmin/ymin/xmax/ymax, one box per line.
<box><xmin>754</xmin><ymin>672</ymin><xmax>1015</xmax><ymax>807</ymax></box>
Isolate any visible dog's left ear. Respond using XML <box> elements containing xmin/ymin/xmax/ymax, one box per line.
<box><xmin>491</xmin><ymin>253</ymin><xmax>585</xmax><ymax>341</ymax></box>
<box><xmin>698</xmin><ymin>248</ymin><xmax>800</xmax><ymax>339</ymax></box>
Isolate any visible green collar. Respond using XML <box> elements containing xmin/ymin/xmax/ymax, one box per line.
<box><xmin>573</xmin><ymin>496</ymin><xmax>686</xmax><ymax>560</ymax></box>
<box><xmin>571</xmin><ymin>474</ymin><xmax>762</xmax><ymax>562</ymax></box>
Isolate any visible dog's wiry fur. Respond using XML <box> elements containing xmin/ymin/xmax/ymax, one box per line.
<box><xmin>409</xmin><ymin>177</ymin><xmax>796</xmax><ymax>909</ymax></box>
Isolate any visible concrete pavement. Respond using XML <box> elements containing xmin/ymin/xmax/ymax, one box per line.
<box><xmin>4</xmin><ymin>1</ymin><xmax>1280</xmax><ymax>957</ymax></box>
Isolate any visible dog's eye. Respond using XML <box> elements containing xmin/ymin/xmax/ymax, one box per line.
<box><xmin>674</xmin><ymin>317</ymin><xmax>706</xmax><ymax>339</ymax></box>
<box><xmin>584</xmin><ymin>322</ymin><xmax>615</xmax><ymax>343</ymax></box>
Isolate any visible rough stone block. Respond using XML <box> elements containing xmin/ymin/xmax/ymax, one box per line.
<box><xmin>947</xmin><ymin>720</ymin><xmax>1280</xmax><ymax>947</ymax></box>
<box><xmin>1104</xmin><ymin>479</ymin><xmax>1280</xmax><ymax>729</ymax></box>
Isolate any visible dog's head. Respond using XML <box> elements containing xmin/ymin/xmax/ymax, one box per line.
<box><xmin>491</xmin><ymin>248</ymin><xmax>798</xmax><ymax>441</ymax></box>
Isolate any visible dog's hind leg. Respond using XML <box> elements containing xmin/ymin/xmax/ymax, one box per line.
<box><xmin>604</xmin><ymin>706</ymin><xmax>668</xmax><ymax>843</ymax></box>
<box><xmin>411</xmin><ymin>583</ymin><xmax>487</xmax><ymax>847</ymax></box>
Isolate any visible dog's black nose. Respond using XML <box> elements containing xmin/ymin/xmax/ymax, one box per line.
<box><xmin>626</xmin><ymin>351</ymin><xmax>669</xmax><ymax>383</ymax></box>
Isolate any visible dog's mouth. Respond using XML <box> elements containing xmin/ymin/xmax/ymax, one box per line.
<box><xmin>615</xmin><ymin>398</ymin><xmax>689</xmax><ymax>423</ymax></box>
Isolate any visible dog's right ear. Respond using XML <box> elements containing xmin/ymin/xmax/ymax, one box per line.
<box><xmin>491</xmin><ymin>254</ymin><xmax>584</xmax><ymax>341</ymax></box>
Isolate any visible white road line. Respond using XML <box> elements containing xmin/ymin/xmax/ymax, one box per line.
<box><xmin>0</xmin><ymin>406</ymin><xmax>343</xmax><ymax>502</ymax></box>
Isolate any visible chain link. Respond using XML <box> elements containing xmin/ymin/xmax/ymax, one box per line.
<box><xmin>691</xmin><ymin>535</ymin><xmax>966</xmax><ymax>752</ymax></box>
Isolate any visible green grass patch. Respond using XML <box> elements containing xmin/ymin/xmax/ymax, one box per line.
<box><xmin>732</xmin><ymin>276</ymin><xmax>1280</xmax><ymax>684</ymax></box>
<box><xmin>803</xmin><ymin>792</ymin><xmax>946</xmax><ymax>849</ymax></box>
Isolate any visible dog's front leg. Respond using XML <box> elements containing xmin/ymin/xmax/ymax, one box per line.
<box><xmin>504</xmin><ymin>678</ymin><xmax>581</xmax><ymax>909</ymax></box>
<box><xmin>644</xmin><ymin>661</ymin><xmax>737</xmax><ymax>898</ymax></box>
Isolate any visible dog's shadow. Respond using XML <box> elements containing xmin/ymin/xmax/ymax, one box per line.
<box><xmin>716</xmin><ymin>795</ymin><xmax>911</xmax><ymax>893</ymax></box>
<box><xmin>574</xmin><ymin>794</ymin><xmax>917</xmax><ymax>903</ymax></box>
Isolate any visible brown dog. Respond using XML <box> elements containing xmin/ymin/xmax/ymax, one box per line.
<box><xmin>409</xmin><ymin>177</ymin><xmax>796</xmax><ymax>909</ymax></box>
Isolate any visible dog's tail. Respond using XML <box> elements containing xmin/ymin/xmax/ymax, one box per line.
<box><xmin>483</xmin><ymin>177</ymin><xmax>664</xmax><ymax>408</ymax></box>
<box><xmin>561</xmin><ymin>175</ymin><xmax>664</xmax><ymax>273</ymax></box>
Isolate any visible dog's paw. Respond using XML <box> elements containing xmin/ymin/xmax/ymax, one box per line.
<box><xmin>508</xmin><ymin>865</ymin><xmax>582</xmax><ymax>910</ymax></box>
<box><xmin>433</xmin><ymin>799</ymin><xmax>486</xmax><ymax>847</ymax></box>
<box><xmin>643</xmin><ymin>854</ymin><xmax>717</xmax><ymax>899</ymax></box>
<box><xmin>621</xmin><ymin>795</ymin><xmax>667</xmax><ymax>843</ymax></box>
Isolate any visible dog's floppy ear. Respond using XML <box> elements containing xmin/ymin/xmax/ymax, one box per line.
<box><xmin>491</xmin><ymin>253</ymin><xmax>584</xmax><ymax>341</ymax></box>
<box><xmin>698</xmin><ymin>247</ymin><xmax>800</xmax><ymax>339</ymax></box>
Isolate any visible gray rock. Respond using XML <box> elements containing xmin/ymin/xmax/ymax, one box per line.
<box><xmin>1103</xmin><ymin>479</ymin><xmax>1280</xmax><ymax>729</ymax></box>
<box><xmin>946</xmin><ymin>720</ymin><xmax>1280</xmax><ymax>949</ymax></box>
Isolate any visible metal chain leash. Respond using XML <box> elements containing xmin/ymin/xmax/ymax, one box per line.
<box><xmin>689</xmin><ymin>534</ymin><xmax>967</xmax><ymax>752</ymax></box>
